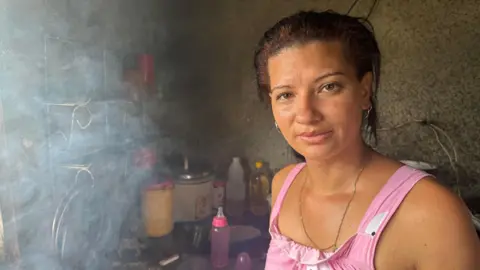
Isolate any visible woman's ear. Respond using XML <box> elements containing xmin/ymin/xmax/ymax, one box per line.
<box><xmin>360</xmin><ymin>72</ymin><xmax>373</xmax><ymax>109</ymax></box>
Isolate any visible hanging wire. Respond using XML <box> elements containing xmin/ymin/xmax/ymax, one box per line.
<box><xmin>44</xmin><ymin>99</ymin><xmax>93</xmax><ymax>148</ymax></box>
<box><xmin>366</xmin><ymin>0</ymin><xmax>379</xmax><ymax>19</ymax></box>
<box><xmin>378</xmin><ymin>119</ymin><xmax>461</xmax><ymax>196</ymax></box>
<box><xmin>347</xmin><ymin>0</ymin><xmax>361</xmax><ymax>14</ymax></box>
<box><xmin>52</xmin><ymin>164</ymin><xmax>95</xmax><ymax>252</ymax></box>
<box><xmin>347</xmin><ymin>0</ymin><xmax>379</xmax><ymax>19</ymax></box>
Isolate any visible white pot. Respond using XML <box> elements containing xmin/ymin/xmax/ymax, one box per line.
<box><xmin>173</xmin><ymin>174</ymin><xmax>213</xmax><ymax>222</ymax></box>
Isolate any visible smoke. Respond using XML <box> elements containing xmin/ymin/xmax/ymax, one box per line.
<box><xmin>0</xmin><ymin>0</ymin><xmax>172</xmax><ymax>269</ymax></box>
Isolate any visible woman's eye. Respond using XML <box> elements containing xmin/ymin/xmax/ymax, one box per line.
<box><xmin>276</xmin><ymin>92</ymin><xmax>293</xmax><ymax>100</ymax></box>
<box><xmin>321</xmin><ymin>82</ymin><xmax>341</xmax><ymax>92</ymax></box>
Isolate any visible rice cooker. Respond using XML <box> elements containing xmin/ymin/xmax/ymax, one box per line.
<box><xmin>172</xmin><ymin>158</ymin><xmax>213</xmax><ymax>222</ymax></box>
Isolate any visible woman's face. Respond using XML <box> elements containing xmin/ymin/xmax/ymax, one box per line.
<box><xmin>268</xmin><ymin>41</ymin><xmax>372</xmax><ymax>160</ymax></box>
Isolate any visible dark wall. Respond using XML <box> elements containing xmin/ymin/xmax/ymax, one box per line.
<box><xmin>184</xmin><ymin>0</ymin><xmax>480</xmax><ymax>195</ymax></box>
<box><xmin>0</xmin><ymin>0</ymin><xmax>189</xmax><ymax>268</ymax></box>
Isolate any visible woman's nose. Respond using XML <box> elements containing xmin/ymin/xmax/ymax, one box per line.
<box><xmin>295</xmin><ymin>94</ymin><xmax>321</xmax><ymax>124</ymax></box>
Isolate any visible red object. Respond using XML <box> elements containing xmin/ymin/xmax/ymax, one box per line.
<box><xmin>212</xmin><ymin>216</ymin><xmax>228</xmax><ymax>227</ymax></box>
<box><xmin>213</xmin><ymin>181</ymin><xmax>226</xmax><ymax>188</ymax></box>
<box><xmin>211</xmin><ymin>206</ymin><xmax>230</xmax><ymax>268</ymax></box>
<box><xmin>146</xmin><ymin>180</ymin><xmax>174</xmax><ymax>191</ymax></box>
<box><xmin>138</xmin><ymin>54</ymin><xmax>155</xmax><ymax>86</ymax></box>
<box><xmin>134</xmin><ymin>147</ymin><xmax>157</xmax><ymax>169</ymax></box>
<box><xmin>212</xmin><ymin>207</ymin><xmax>228</xmax><ymax>227</ymax></box>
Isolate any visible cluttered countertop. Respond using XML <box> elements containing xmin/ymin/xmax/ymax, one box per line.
<box><xmin>108</xmin><ymin>155</ymin><xmax>480</xmax><ymax>270</ymax></box>
<box><xmin>42</xmin><ymin>149</ymin><xmax>480</xmax><ymax>270</ymax></box>
<box><xmin>111</xmin><ymin>215</ymin><xmax>269</xmax><ymax>270</ymax></box>
<box><xmin>111</xmin><ymin>156</ymin><xmax>272</xmax><ymax>270</ymax></box>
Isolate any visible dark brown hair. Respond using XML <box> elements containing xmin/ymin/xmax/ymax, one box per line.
<box><xmin>254</xmin><ymin>10</ymin><xmax>381</xmax><ymax>145</ymax></box>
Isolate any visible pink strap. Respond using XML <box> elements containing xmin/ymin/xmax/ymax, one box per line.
<box><xmin>357</xmin><ymin>166</ymin><xmax>430</xmax><ymax>266</ymax></box>
<box><xmin>270</xmin><ymin>163</ymin><xmax>306</xmax><ymax>225</ymax></box>
<box><xmin>358</xmin><ymin>166</ymin><xmax>429</xmax><ymax>230</ymax></box>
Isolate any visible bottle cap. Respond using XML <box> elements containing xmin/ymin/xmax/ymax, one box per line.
<box><xmin>255</xmin><ymin>161</ymin><xmax>263</xmax><ymax>169</ymax></box>
<box><xmin>212</xmin><ymin>206</ymin><xmax>228</xmax><ymax>227</ymax></box>
<box><xmin>233</xmin><ymin>157</ymin><xmax>241</xmax><ymax>162</ymax></box>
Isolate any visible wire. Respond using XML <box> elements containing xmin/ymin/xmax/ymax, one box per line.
<box><xmin>366</xmin><ymin>0</ymin><xmax>379</xmax><ymax>19</ymax></box>
<box><xmin>347</xmin><ymin>0</ymin><xmax>378</xmax><ymax>18</ymax></box>
<box><xmin>45</xmin><ymin>98</ymin><xmax>93</xmax><ymax>148</ymax></box>
<box><xmin>429</xmin><ymin>123</ymin><xmax>458</xmax><ymax>162</ymax></box>
<box><xmin>428</xmin><ymin>125</ymin><xmax>460</xmax><ymax>195</ymax></box>
<box><xmin>377</xmin><ymin>119</ymin><xmax>423</xmax><ymax>131</ymax></box>
<box><xmin>378</xmin><ymin>119</ymin><xmax>461</xmax><ymax>196</ymax></box>
<box><xmin>347</xmin><ymin>0</ymin><xmax>360</xmax><ymax>14</ymax></box>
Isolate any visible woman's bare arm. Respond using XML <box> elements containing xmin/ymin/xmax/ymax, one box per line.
<box><xmin>403</xmin><ymin>178</ymin><xmax>480</xmax><ymax>269</ymax></box>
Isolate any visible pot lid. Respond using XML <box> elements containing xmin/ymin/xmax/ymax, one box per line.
<box><xmin>176</xmin><ymin>156</ymin><xmax>212</xmax><ymax>180</ymax></box>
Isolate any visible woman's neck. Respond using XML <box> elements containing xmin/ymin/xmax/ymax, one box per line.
<box><xmin>304</xmin><ymin>142</ymin><xmax>372</xmax><ymax>196</ymax></box>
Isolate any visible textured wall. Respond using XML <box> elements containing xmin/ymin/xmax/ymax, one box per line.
<box><xmin>0</xmin><ymin>0</ymin><xmax>183</xmax><ymax>268</ymax></box>
<box><xmin>1</xmin><ymin>0</ymin><xmax>479</xmax><ymax>267</ymax></box>
<box><xmin>186</xmin><ymin>0</ymin><xmax>480</xmax><ymax>194</ymax></box>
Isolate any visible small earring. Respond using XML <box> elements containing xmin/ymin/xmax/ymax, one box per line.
<box><xmin>365</xmin><ymin>106</ymin><xmax>372</xmax><ymax>120</ymax></box>
<box><xmin>274</xmin><ymin>122</ymin><xmax>281</xmax><ymax>133</ymax></box>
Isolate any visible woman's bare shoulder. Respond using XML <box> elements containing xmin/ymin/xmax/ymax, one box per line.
<box><xmin>271</xmin><ymin>164</ymin><xmax>299</xmax><ymax>207</ymax></box>
<box><xmin>397</xmin><ymin>176</ymin><xmax>480</xmax><ymax>268</ymax></box>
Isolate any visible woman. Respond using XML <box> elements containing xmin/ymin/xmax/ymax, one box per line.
<box><xmin>254</xmin><ymin>10</ymin><xmax>480</xmax><ymax>269</ymax></box>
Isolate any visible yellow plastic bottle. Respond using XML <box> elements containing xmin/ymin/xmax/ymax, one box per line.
<box><xmin>249</xmin><ymin>161</ymin><xmax>270</xmax><ymax>216</ymax></box>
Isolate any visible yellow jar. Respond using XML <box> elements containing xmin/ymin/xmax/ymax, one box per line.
<box><xmin>143</xmin><ymin>181</ymin><xmax>174</xmax><ymax>237</ymax></box>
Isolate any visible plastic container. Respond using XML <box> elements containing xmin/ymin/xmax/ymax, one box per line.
<box><xmin>142</xmin><ymin>180</ymin><xmax>174</xmax><ymax>237</ymax></box>
<box><xmin>226</xmin><ymin>157</ymin><xmax>245</xmax><ymax>217</ymax></box>
<box><xmin>213</xmin><ymin>180</ymin><xmax>226</xmax><ymax>213</ymax></box>
<box><xmin>138</xmin><ymin>54</ymin><xmax>155</xmax><ymax>87</ymax></box>
<box><xmin>211</xmin><ymin>207</ymin><xmax>230</xmax><ymax>268</ymax></box>
<box><xmin>249</xmin><ymin>161</ymin><xmax>270</xmax><ymax>216</ymax></box>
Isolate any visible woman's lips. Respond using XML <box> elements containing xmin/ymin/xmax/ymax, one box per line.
<box><xmin>297</xmin><ymin>131</ymin><xmax>333</xmax><ymax>144</ymax></box>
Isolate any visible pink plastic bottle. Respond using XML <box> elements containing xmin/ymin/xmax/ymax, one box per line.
<box><xmin>211</xmin><ymin>206</ymin><xmax>230</xmax><ymax>268</ymax></box>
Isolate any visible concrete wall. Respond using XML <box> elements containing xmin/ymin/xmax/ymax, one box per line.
<box><xmin>188</xmin><ymin>0</ymin><xmax>480</xmax><ymax>195</ymax></box>
<box><xmin>1</xmin><ymin>0</ymin><xmax>479</xmax><ymax>267</ymax></box>
<box><xmin>0</xmin><ymin>0</ymin><xmax>183</xmax><ymax>268</ymax></box>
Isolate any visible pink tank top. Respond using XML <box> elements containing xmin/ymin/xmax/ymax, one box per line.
<box><xmin>265</xmin><ymin>163</ymin><xmax>430</xmax><ymax>270</ymax></box>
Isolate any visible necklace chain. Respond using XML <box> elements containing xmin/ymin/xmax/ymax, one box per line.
<box><xmin>299</xmin><ymin>161</ymin><xmax>367</xmax><ymax>252</ymax></box>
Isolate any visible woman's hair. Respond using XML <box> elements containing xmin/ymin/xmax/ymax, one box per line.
<box><xmin>254</xmin><ymin>10</ymin><xmax>381</xmax><ymax>147</ymax></box>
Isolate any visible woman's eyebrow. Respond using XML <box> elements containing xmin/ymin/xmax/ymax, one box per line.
<box><xmin>271</xmin><ymin>71</ymin><xmax>345</xmax><ymax>92</ymax></box>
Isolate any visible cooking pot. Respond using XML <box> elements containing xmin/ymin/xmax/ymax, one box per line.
<box><xmin>172</xmin><ymin>157</ymin><xmax>214</xmax><ymax>222</ymax></box>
